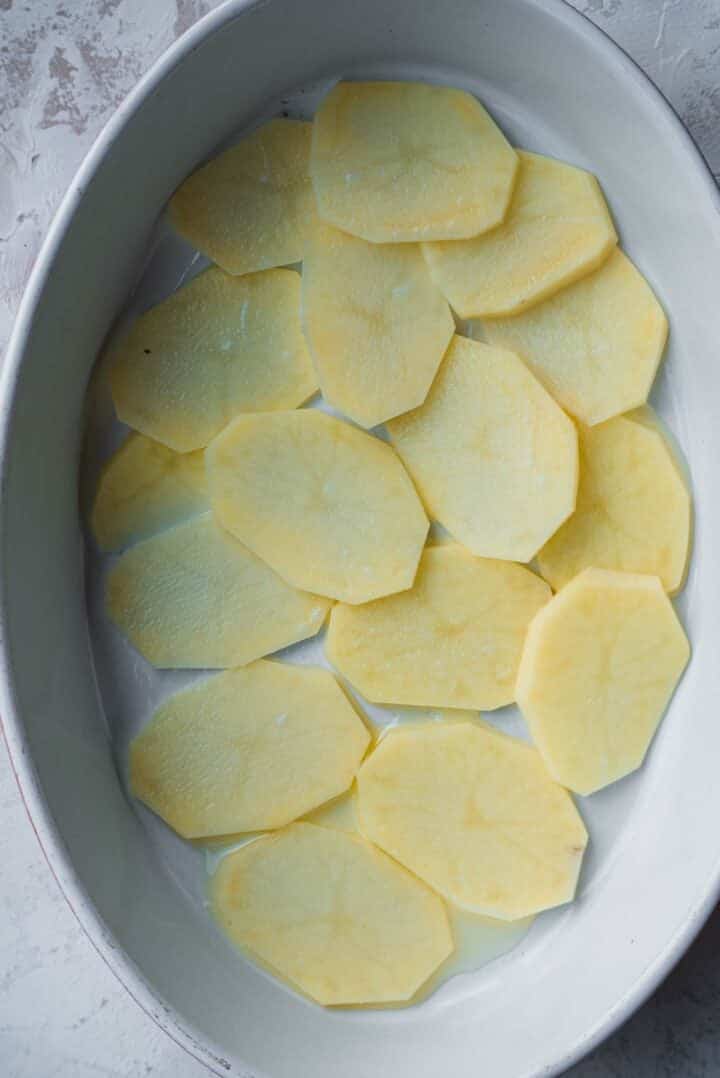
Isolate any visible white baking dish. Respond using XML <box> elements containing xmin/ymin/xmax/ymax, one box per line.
<box><xmin>2</xmin><ymin>1</ymin><xmax>720</xmax><ymax>1075</ymax></box>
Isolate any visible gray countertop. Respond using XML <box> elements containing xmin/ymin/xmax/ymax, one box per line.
<box><xmin>1</xmin><ymin>2</ymin><xmax>719</xmax><ymax>1075</ymax></box>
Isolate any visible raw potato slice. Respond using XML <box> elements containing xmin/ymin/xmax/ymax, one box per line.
<box><xmin>327</xmin><ymin>545</ymin><xmax>550</xmax><ymax>710</ymax></box>
<box><xmin>106</xmin><ymin>513</ymin><xmax>330</xmax><ymax>668</ymax></box>
<box><xmin>481</xmin><ymin>249</ymin><xmax>668</xmax><ymax>425</ymax></box>
<box><xmin>422</xmin><ymin>151</ymin><xmax>617</xmax><ymax>318</ymax></box>
<box><xmin>517</xmin><ymin>568</ymin><xmax>690</xmax><ymax>795</ymax></box>
<box><xmin>357</xmin><ymin>721</ymin><xmax>587</xmax><ymax>920</ymax></box>
<box><xmin>169</xmin><ymin>119</ymin><xmax>315</xmax><ymax>276</ymax></box>
<box><xmin>302</xmin><ymin>789</ymin><xmax>359</xmax><ymax>832</ymax></box>
<box><xmin>211</xmin><ymin>822</ymin><xmax>453</xmax><ymax>1005</ymax></box>
<box><xmin>538</xmin><ymin>409</ymin><xmax>691</xmax><ymax>593</ymax></box>
<box><xmin>311</xmin><ymin>81</ymin><xmax>518</xmax><ymax>243</ymax></box>
<box><xmin>130</xmin><ymin>661</ymin><xmax>370</xmax><ymax>837</ymax></box>
<box><xmin>301</xmin><ymin>220</ymin><xmax>454</xmax><ymax>427</ymax></box>
<box><xmin>388</xmin><ymin>336</ymin><xmax>577</xmax><ymax>562</ymax></box>
<box><xmin>110</xmin><ymin>267</ymin><xmax>316</xmax><ymax>452</ymax></box>
<box><xmin>91</xmin><ymin>433</ymin><xmax>207</xmax><ymax>551</ymax></box>
<box><xmin>207</xmin><ymin>410</ymin><xmax>429</xmax><ymax>603</ymax></box>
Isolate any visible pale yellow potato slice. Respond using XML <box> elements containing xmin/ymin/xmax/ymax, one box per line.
<box><xmin>301</xmin><ymin>220</ymin><xmax>454</xmax><ymax>427</ymax></box>
<box><xmin>91</xmin><ymin>433</ymin><xmax>207</xmax><ymax>551</ymax></box>
<box><xmin>300</xmin><ymin>788</ymin><xmax>530</xmax><ymax>994</ymax></box>
<box><xmin>106</xmin><ymin>513</ymin><xmax>330</xmax><ymax>668</ymax></box>
<box><xmin>357</xmin><ymin>721</ymin><xmax>587</xmax><ymax>920</ymax></box>
<box><xmin>211</xmin><ymin>822</ymin><xmax>453</xmax><ymax>1005</ymax></box>
<box><xmin>388</xmin><ymin>336</ymin><xmax>577</xmax><ymax>562</ymax></box>
<box><xmin>423</xmin><ymin>151</ymin><xmax>617</xmax><ymax>318</ymax></box>
<box><xmin>110</xmin><ymin>267</ymin><xmax>316</xmax><ymax>452</ymax></box>
<box><xmin>327</xmin><ymin>545</ymin><xmax>550</xmax><ymax>710</ymax></box>
<box><xmin>302</xmin><ymin>789</ymin><xmax>359</xmax><ymax>832</ymax></box>
<box><xmin>130</xmin><ymin>661</ymin><xmax>370</xmax><ymax>837</ymax></box>
<box><xmin>482</xmin><ymin>249</ymin><xmax>668</xmax><ymax>425</ymax></box>
<box><xmin>169</xmin><ymin>119</ymin><xmax>315</xmax><ymax>276</ymax></box>
<box><xmin>516</xmin><ymin>568</ymin><xmax>690</xmax><ymax>795</ymax></box>
<box><xmin>538</xmin><ymin>409</ymin><xmax>691</xmax><ymax>593</ymax></box>
<box><xmin>206</xmin><ymin>410</ymin><xmax>429</xmax><ymax>603</ymax></box>
<box><xmin>311</xmin><ymin>81</ymin><xmax>518</xmax><ymax>243</ymax></box>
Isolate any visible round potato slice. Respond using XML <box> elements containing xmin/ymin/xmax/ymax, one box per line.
<box><xmin>310</xmin><ymin>81</ymin><xmax>518</xmax><ymax>243</ymax></box>
<box><xmin>301</xmin><ymin>220</ymin><xmax>454</xmax><ymax>427</ymax></box>
<box><xmin>211</xmin><ymin>822</ymin><xmax>453</xmax><ymax>1005</ymax></box>
<box><xmin>422</xmin><ymin>151</ymin><xmax>617</xmax><ymax>318</ymax></box>
<box><xmin>387</xmin><ymin>335</ymin><xmax>577</xmax><ymax>562</ymax></box>
<box><xmin>357</xmin><ymin>722</ymin><xmax>587</xmax><ymax>920</ymax></box>
<box><xmin>91</xmin><ymin>433</ymin><xmax>208</xmax><ymax>551</ymax></box>
<box><xmin>106</xmin><ymin>513</ymin><xmax>330</xmax><ymax>668</ymax></box>
<box><xmin>169</xmin><ymin>119</ymin><xmax>315</xmax><ymax>276</ymax></box>
<box><xmin>130</xmin><ymin>662</ymin><xmax>370</xmax><ymax>837</ymax></box>
<box><xmin>517</xmin><ymin>568</ymin><xmax>690</xmax><ymax>795</ymax></box>
<box><xmin>538</xmin><ymin>409</ymin><xmax>691</xmax><ymax>593</ymax></box>
<box><xmin>206</xmin><ymin>410</ymin><xmax>429</xmax><ymax>604</ymax></box>
<box><xmin>327</xmin><ymin>545</ymin><xmax>550</xmax><ymax>710</ymax></box>
<box><xmin>110</xmin><ymin>267</ymin><xmax>316</xmax><ymax>452</ymax></box>
<box><xmin>481</xmin><ymin>248</ymin><xmax>668</xmax><ymax>426</ymax></box>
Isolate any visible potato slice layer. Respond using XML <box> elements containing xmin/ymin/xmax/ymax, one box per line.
<box><xmin>169</xmin><ymin>119</ymin><xmax>315</xmax><ymax>276</ymax></box>
<box><xmin>211</xmin><ymin>822</ymin><xmax>453</xmax><ymax>1005</ymax></box>
<box><xmin>538</xmin><ymin>410</ymin><xmax>691</xmax><ymax>593</ymax></box>
<box><xmin>482</xmin><ymin>249</ymin><xmax>667</xmax><ymax>425</ymax></box>
<box><xmin>207</xmin><ymin>410</ymin><xmax>428</xmax><ymax>603</ymax></box>
<box><xmin>357</xmin><ymin>722</ymin><xmax>587</xmax><ymax>920</ymax></box>
<box><xmin>110</xmin><ymin>267</ymin><xmax>316</xmax><ymax>452</ymax></box>
<box><xmin>311</xmin><ymin>81</ymin><xmax>518</xmax><ymax>242</ymax></box>
<box><xmin>106</xmin><ymin>513</ymin><xmax>330</xmax><ymax>668</ymax></box>
<box><xmin>388</xmin><ymin>336</ymin><xmax>577</xmax><ymax>562</ymax></box>
<box><xmin>423</xmin><ymin>151</ymin><xmax>617</xmax><ymax>318</ymax></box>
<box><xmin>327</xmin><ymin>545</ymin><xmax>550</xmax><ymax>709</ymax></box>
<box><xmin>91</xmin><ymin>433</ymin><xmax>207</xmax><ymax>551</ymax></box>
<box><xmin>517</xmin><ymin>568</ymin><xmax>690</xmax><ymax>794</ymax></box>
<box><xmin>301</xmin><ymin>220</ymin><xmax>454</xmax><ymax>427</ymax></box>
<box><xmin>130</xmin><ymin>662</ymin><xmax>370</xmax><ymax>837</ymax></box>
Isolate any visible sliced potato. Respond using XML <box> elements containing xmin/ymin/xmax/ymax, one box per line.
<box><xmin>538</xmin><ymin>409</ymin><xmax>691</xmax><ymax>593</ymax></box>
<box><xmin>423</xmin><ymin>151</ymin><xmax>617</xmax><ymax>318</ymax></box>
<box><xmin>110</xmin><ymin>267</ymin><xmax>316</xmax><ymax>452</ymax></box>
<box><xmin>206</xmin><ymin>410</ymin><xmax>429</xmax><ymax>603</ymax></box>
<box><xmin>169</xmin><ymin>119</ymin><xmax>315</xmax><ymax>276</ymax></box>
<box><xmin>130</xmin><ymin>661</ymin><xmax>370</xmax><ymax>837</ymax></box>
<box><xmin>388</xmin><ymin>335</ymin><xmax>577</xmax><ymax>562</ymax></box>
<box><xmin>311</xmin><ymin>81</ymin><xmax>518</xmax><ymax>243</ymax></box>
<box><xmin>106</xmin><ymin>513</ymin><xmax>330</xmax><ymax>668</ymax></box>
<box><xmin>301</xmin><ymin>220</ymin><xmax>454</xmax><ymax>427</ymax></box>
<box><xmin>327</xmin><ymin>545</ymin><xmax>550</xmax><ymax>710</ymax></box>
<box><xmin>482</xmin><ymin>249</ymin><xmax>668</xmax><ymax>425</ymax></box>
<box><xmin>357</xmin><ymin>721</ymin><xmax>587</xmax><ymax>920</ymax></box>
<box><xmin>211</xmin><ymin>822</ymin><xmax>453</xmax><ymax>1005</ymax></box>
<box><xmin>91</xmin><ymin>433</ymin><xmax>207</xmax><ymax>551</ymax></box>
<box><xmin>517</xmin><ymin>568</ymin><xmax>690</xmax><ymax>794</ymax></box>
<box><xmin>302</xmin><ymin>789</ymin><xmax>359</xmax><ymax>832</ymax></box>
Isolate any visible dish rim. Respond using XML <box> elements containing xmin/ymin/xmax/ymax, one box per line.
<box><xmin>1</xmin><ymin>1</ymin><xmax>719</xmax><ymax>1075</ymax></box>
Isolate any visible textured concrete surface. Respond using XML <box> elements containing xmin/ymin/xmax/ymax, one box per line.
<box><xmin>1</xmin><ymin>1</ymin><xmax>719</xmax><ymax>1075</ymax></box>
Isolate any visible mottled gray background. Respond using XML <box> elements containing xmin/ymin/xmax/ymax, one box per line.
<box><xmin>1</xmin><ymin>2</ymin><xmax>719</xmax><ymax>1075</ymax></box>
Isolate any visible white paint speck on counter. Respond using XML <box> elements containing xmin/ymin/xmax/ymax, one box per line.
<box><xmin>1</xmin><ymin>2</ymin><xmax>719</xmax><ymax>1076</ymax></box>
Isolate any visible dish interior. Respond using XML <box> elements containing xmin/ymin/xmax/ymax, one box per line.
<box><xmin>83</xmin><ymin>70</ymin><xmax>668</xmax><ymax>1005</ymax></box>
